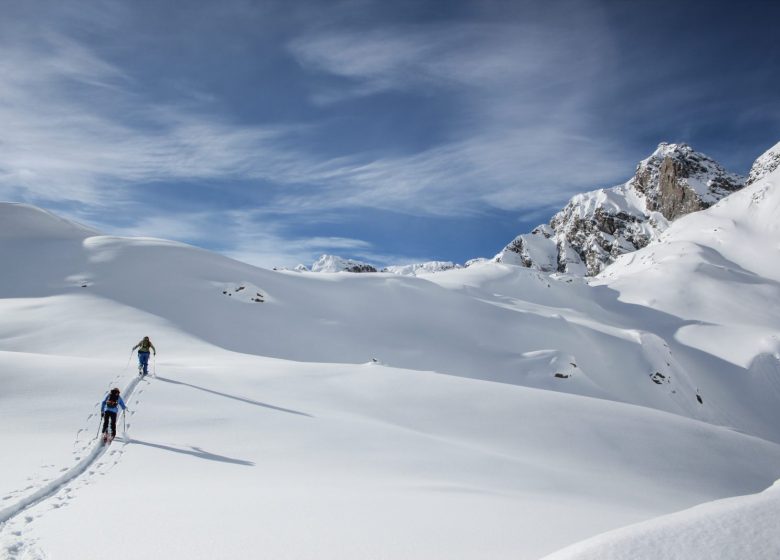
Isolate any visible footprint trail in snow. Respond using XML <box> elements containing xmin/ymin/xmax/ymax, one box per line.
<box><xmin>0</xmin><ymin>374</ymin><xmax>150</xmax><ymax>558</ymax></box>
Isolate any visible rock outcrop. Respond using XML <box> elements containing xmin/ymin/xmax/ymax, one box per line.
<box><xmin>496</xmin><ymin>143</ymin><xmax>746</xmax><ymax>276</ymax></box>
<box><xmin>747</xmin><ymin>141</ymin><xmax>780</xmax><ymax>185</ymax></box>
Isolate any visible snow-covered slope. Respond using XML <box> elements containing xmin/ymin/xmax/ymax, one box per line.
<box><xmin>497</xmin><ymin>143</ymin><xmax>745</xmax><ymax>275</ymax></box>
<box><xmin>1</xmin><ymin>190</ymin><xmax>779</xmax><ymax>559</ymax></box>
<box><xmin>541</xmin><ymin>479</ymin><xmax>780</xmax><ymax>560</ymax></box>
<box><xmin>592</xmin><ymin>166</ymin><xmax>780</xmax><ymax>440</ymax></box>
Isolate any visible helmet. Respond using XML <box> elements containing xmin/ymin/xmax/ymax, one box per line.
<box><xmin>111</xmin><ymin>387</ymin><xmax>120</xmax><ymax>394</ymax></box>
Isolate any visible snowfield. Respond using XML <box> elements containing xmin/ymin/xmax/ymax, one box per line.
<box><xmin>1</xmin><ymin>166</ymin><xmax>779</xmax><ymax>560</ymax></box>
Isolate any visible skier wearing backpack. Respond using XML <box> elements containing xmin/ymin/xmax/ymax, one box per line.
<box><xmin>101</xmin><ymin>388</ymin><xmax>127</xmax><ymax>443</ymax></box>
<box><xmin>132</xmin><ymin>336</ymin><xmax>156</xmax><ymax>376</ymax></box>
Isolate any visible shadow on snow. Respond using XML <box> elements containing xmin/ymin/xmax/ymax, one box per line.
<box><xmin>123</xmin><ymin>438</ymin><xmax>255</xmax><ymax>466</ymax></box>
<box><xmin>155</xmin><ymin>376</ymin><xmax>313</xmax><ymax>418</ymax></box>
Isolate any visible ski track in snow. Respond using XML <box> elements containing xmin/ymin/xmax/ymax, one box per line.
<box><xmin>0</xmin><ymin>371</ymin><xmax>150</xmax><ymax>558</ymax></box>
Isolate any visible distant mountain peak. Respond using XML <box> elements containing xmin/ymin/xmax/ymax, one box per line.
<box><xmin>383</xmin><ymin>261</ymin><xmax>460</xmax><ymax>275</ymax></box>
<box><xmin>308</xmin><ymin>254</ymin><xmax>463</xmax><ymax>275</ymax></box>
<box><xmin>311</xmin><ymin>254</ymin><xmax>377</xmax><ymax>273</ymax></box>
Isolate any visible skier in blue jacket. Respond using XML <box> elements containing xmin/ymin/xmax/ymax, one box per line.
<box><xmin>101</xmin><ymin>388</ymin><xmax>127</xmax><ymax>442</ymax></box>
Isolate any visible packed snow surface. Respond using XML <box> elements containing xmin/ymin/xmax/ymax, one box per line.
<box><xmin>541</xmin><ymin>480</ymin><xmax>780</xmax><ymax>560</ymax></box>
<box><xmin>1</xmin><ymin>173</ymin><xmax>779</xmax><ymax>560</ymax></box>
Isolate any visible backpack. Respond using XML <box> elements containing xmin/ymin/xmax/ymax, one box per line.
<box><xmin>139</xmin><ymin>339</ymin><xmax>151</xmax><ymax>351</ymax></box>
<box><xmin>106</xmin><ymin>392</ymin><xmax>119</xmax><ymax>409</ymax></box>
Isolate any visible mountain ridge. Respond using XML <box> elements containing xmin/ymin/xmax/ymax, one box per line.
<box><xmin>496</xmin><ymin>142</ymin><xmax>747</xmax><ymax>275</ymax></box>
<box><xmin>295</xmin><ymin>140</ymin><xmax>773</xmax><ymax>278</ymax></box>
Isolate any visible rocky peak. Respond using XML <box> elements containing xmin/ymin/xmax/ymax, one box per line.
<box><xmin>747</xmin><ymin>141</ymin><xmax>780</xmax><ymax>185</ymax></box>
<box><xmin>631</xmin><ymin>143</ymin><xmax>744</xmax><ymax>220</ymax></box>
<box><xmin>496</xmin><ymin>142</ymin><xmax>748</xmax><ymax>276</ymax></box>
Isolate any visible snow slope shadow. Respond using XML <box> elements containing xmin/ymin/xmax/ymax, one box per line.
<box><xmin>155</xmin><ymin>376</ymin><xmax>313</xmax><ymax>417</ymax></box>
<box><xmin>123</xmin><ymin>438</ymin><xmax>255</xmax><ymax>466</ymax></box>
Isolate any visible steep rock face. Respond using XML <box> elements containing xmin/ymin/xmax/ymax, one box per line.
<box><xmin>747</xmin><ymin>141</ymin><xmax>780</xmax><ymax>185</ymax></box>
<box><xmin>497</xmin><ymin>143</ymin><xmax>746</xmax><ymax>276</ymax></box>
<box><xmin>632</xmin><ymin>143</ymin><xmax>743</xmax><ymax>219</ymax></box>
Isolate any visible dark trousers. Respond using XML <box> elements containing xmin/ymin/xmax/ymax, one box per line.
<box><xmin>102</xmin><ymin>411</ymin><xmax>118</xmax><ymax>436</ymax></box>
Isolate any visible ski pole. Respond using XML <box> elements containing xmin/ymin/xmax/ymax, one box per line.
<box><xmin>153</xmin><ymin>353</ymin><xmax>157</xmax><ymax>377</ymax></box>
<box><xmin>125</xmin><ymin>349</ymin><xmax>133</xmax><ymax>372</ymax></box>
<box><xmin>122</xmin><ymin>410</ymin><xmax>127</xmax><ymax>438</ymax></box>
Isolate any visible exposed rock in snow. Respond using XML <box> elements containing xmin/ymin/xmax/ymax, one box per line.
<box><xmin>311</xmin><ymin>254</ymin><xmax>377</xmax><ymax>273</ymax></box>
<box><xmin>634</xmin><ymin>142</ymin><xmax>744</xmax><ymax>216</ymax></box>
<box><xmin>383</xmin><ymin>261</ymin><xmax>460</xmax><ymax>276</ymax></box>
<box><xmin>496</xmin><ymin>143</ymin><xmax>746</xmax><ymax>276</ymax></box>
<box><xmin>215</xmin><ymin>281</ymin><xmax>266</xmax><ymax>303</ymax></box>
<box><xmin>747</xmin><ymin>141</ymin><xmax>780</xmax><ymax>185</ymax></box>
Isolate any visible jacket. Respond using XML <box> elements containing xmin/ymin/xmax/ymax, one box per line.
<box><xmin>133</xmin><ymin>339</ymin><xmax>156</xmax><ymax>353</ymax></box>
<box><xmin>101</xmin><ymin>395</ymin><xmax>127</xmax><ymax>414</ymax></box>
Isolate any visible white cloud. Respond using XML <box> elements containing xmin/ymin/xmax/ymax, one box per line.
<box><xmin>82</xmin><ymin>207</ymin><xmax>377</xmax><ymax>270</ymax></box>
<box><xmin>283</xmin><ymin>19</ymin><xmax>636</xmax><ymax>212</ymax></box>
<box><xmin>288</xmin><ymin>21</ymin><xmax>610</xmax><ymax>101</ymax></box>
<box><xmin>0</xmin><ymin>27</ymin><xmax>315</xmax><ymax>206</ymax></box>
<box><xmin>1</xmin><ymin>3</ymin><xmax>636</xmax><ymax>239</ymax></box>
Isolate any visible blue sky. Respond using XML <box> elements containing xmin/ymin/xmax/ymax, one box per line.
<box><xmin>1</xmin><ymin>0</ymin><xmax>778</xmax><ymax>268</ymax></box>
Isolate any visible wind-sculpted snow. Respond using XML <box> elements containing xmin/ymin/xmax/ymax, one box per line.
<box><xmin>541</xmin><ymin>480</ymin><xmax>780</xmax><ymax>560</ymax></box>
